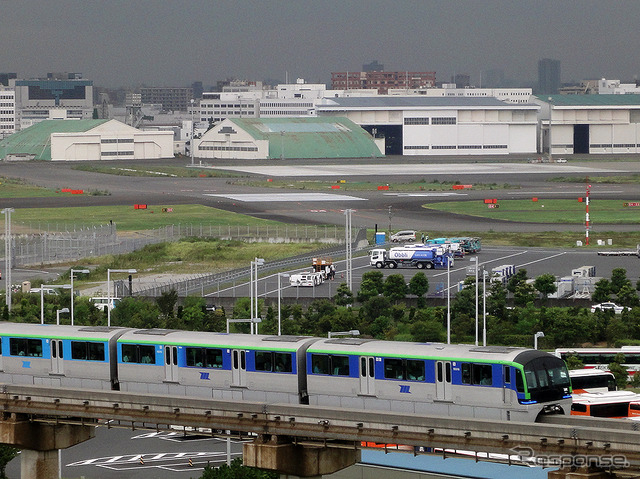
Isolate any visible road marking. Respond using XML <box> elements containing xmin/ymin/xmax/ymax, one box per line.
<box><xmin>205</xmin><ymin>193</ymin><xmax>367</xmax><ymax>202</ymax></box>
<box><xmin>383</xmin><ymin>192</ymin><xmax>468</xmax><ymax>197</ymax></box>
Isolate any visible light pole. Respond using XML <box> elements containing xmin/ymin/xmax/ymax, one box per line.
<box><xmin>40</xmin><ymin>284</ymin><xmax>71</xmax><ymax>324</ymax></box>
<box><xmin>56</xmin><ymin>307</ymin><xmax>69</xmax><ymax>326</ymax></box>
<box><xmin>344</xmin><ymin>209</ymin><xmax>353</xmax><ymax>291</ymax></box>
<box><xmin>250</xmin><ymin>258</ymin><xmax>264</xmax><ymax>334</ymax></box>
<box><xmin>107</xmin><ymin>269</ymin><xmax>137</xmax><ymax>327</ymax></box>
<box><xmin>70</xmin><ymin>269</ymin><xmax>90</xmax><ymax>326</ymax></box>
<box><xmin>2</xmin><ymin>208</ymin><xmax>14</xmax><ymax>311</ymax></box>
<box><xmin>278</xmin><ymin>273</ymin><xmax>290</xmax><ymax>336</ymax></box>
<box><xmin>447</xmin><ymin>253</ymin><xmax>451</xmax><ymax>344</ymax></box>
<box><xmin>471</xmin><ymin>256</ymin><xmax>479</xmax><ymax>346</ymax></box>
<box><xmin>534</xmin><ymin>331</ymin><xmax>545</xmax><ymax>350</ymax></box>
<box><xmin>190</xmin><ymin>98</ymin><xmax>195</xmax><ymax>166</ymax></box>
<box><xmin>483</xmin><ymin>268</ymin><xmax>487</xmax><ymax>347</ymax></box>
<box><xmin>328</xmin><ymin>330</ymin><xmax>360</xmax><ymax>339</ymax></box>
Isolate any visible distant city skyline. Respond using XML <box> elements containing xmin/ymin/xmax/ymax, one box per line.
<box><xmin>1</xmin><ymin>0</ymin><xmax>639</xmax><ymax>89</ymax></box>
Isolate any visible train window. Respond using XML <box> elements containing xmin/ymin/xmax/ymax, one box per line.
<box><xmin>273</xmin><ymin>352</ymin><xmax>292</xmax><ymax>373</ymax></box>
<box><xmin>516</xmin><ymin>370</ymin><xmax>525</xmax><ymax>393</ymax></box>
<box><xmin>369</xmin><ymin>358</ymin><xmax>374</xmax><ymax>378</ymax></box>
<box><xmin>165</xmin><ymin>346</ymin><xmax>171</xmax><ymax>365</ymax></box>
<box><xmin>255</xmin><ymin>351</ymin><xmax>273</xmax><ymax>372</ymax></box>
<box><xmin>360</xmin><ymin>358</ymin><xmax>366</xmax><ymax>377</ymax></box>
<box><xmin>461</xmin><ymin>363</ymin><xmax>471</xmax><ymax>384</ymax></box>
<box><xmin>384</xmin><ymin>358</ymin><xmax>404</xmax><ymax>380</ymax></box>
<box><xmin>121</xmin><ymin>344</ymin><xmax>155</xmax><ymax>364</ymax></box>
<box><xmin>204</xmin><ymin>348</ymin><xmax>223</xmax><ymax>368</ymax></box>
<box><xmin>571</xmin><ymin>403</ymin><xmax>587</xmax><ymax>413</ymax></box>
<box><xmin>58</xmin><ymin>341</ymin><xmax>63</xmax><ymax>358</ymax></box>
<box><xmin>233</xmin><ymin>351</ymin><xmax>238</xmax><ymax>369</ymax></box>
<box><xmin>71</xmin><ymin>341</ymin><xmax>105</xmax><ymax>361</ymax></box>
<box><xmin>437</xmin><ymin>362</ymin><xmax>443</xmax><ymax>382</ymax></box>
<box><xmin>407</xmin><ymin>360</ymin><xmax>424</xmax><ymax>381</ymax></box>
<box><xmin>472</xmin><ymin>364</ymin><xmax>492</xmax><ymax>386</ymax></box>
<box><xmin>630</xmin><ymin>403</ymin><xmax>640</xmax><ymax>411</ymax></box>
<box><xmin>241</xmin><ymin>351</ymin><xmax>246</xmax><ymax>369</ymax></box>
<box><xmin>140</xmin><ymin>345</ymin><xmax>155</xmax><ymax>364</ymax></box>
<box><xmin>504</xmin><ymin>366</ymin><xmax>511</xmax><ymax>384</ymax></box>
<box><xmin>312</xmin><ymin>354</ymin><xmax>330</xmax><ymax>375</ymax></box>
<box><xmin>9</xmin><ymin>338</ymin><xmax>43</xmax><ymax>357</ymax></box>
<box><xmin>446</xmin><ymin>363</ymin><xmax>451</xmax><ymax>383</ymax></box>
<box><xmin>186</xmin><ymin>347</ymin><xmax>223</xmax><ymax>368</ymax></box>
<box><xmin>332</xmin><ymin>355</ymin><xmax>350</xmax><ymax>376</ymax></box>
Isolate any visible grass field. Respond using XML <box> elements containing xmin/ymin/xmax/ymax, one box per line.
<box><xmin>11</xmin><ymin>204</ymin><xmax>285</xmax><ymax>232</ymax></box>
<box><xmin>424</xmin><ymin>199</ymin><xmax>640</xmax><ymax>224</ymax></box>
<box><xmin>0</xmin><ymin>177</ymin><xmax>66</xmax><ymax>198</ymax></box>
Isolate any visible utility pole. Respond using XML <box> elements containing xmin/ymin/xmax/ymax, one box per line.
<box><xmin>344</xmin><ymin>209</ymin><xmax>353</xmax><ymax>291</ymax></box>
<box><xmin>2</xmin><ymin>208</ymin><xmax>14</xmax><ymax>311</ymax></box>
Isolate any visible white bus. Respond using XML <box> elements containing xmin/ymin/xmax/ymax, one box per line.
<box><xmin>555</xmin><ymin>347</ymin><xmax>640</xmax><ymax>375</ymax></box>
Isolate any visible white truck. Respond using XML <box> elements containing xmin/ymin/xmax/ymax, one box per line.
<box><xmin>289</xmin><ymin>271</ymin><xmax>324</xmax><ymax>287</ymax></box>
<box><xmin>369</xmin><ymin>245</ymin><xmax>452</xmax><ymax>269</ymax></box>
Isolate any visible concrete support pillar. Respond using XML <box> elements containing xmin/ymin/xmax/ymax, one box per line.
<box><xmin>548</xmin><ymin>468</ymin><xmax>613</xmax><ymax>479</ymax></box>
<box><xmin>20</xmin><ymin>450</ymin><xmax>59</xmax><ymax>479</ymax></box>
<box><xmin>244</xmin><ymin>435</ymin><xmax>359</xmax><ymax>477</ymax></box>
<box><xmin>0</xmin><ymin>413</ymin><xmax>94</xmax><ymax>478</ymax></box>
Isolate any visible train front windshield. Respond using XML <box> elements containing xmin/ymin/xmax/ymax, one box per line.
<box><xmin>522</xmin><ymin>355</ymin><xmax>571</xmax><ymax>402</ymax></box>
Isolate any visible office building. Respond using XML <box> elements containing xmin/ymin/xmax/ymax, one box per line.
<box><xmin>538</xmin><ymin>58</ymin><xmax>561</xmax><ymax>94</ymax></box>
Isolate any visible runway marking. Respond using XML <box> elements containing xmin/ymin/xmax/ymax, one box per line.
<box><xmin>205</xmin><ymin>193</ymin><xmax>367</xmax><ymax>202</ymax></box>
<box><xmin>66</xmin><ymin>451</ymin><xmax>242</xmax><ymax>472</ymax></box>
<box><xmin>384</xmin><ymin>192</ymin><xmax>468</xmax><ymax>197</ymax></box>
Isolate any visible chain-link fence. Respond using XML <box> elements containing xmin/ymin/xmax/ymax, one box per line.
<box><xmin>1</xmin><ymin>223</ymin><xmax>357</xmax><ymax>268</ymax></box>
<box><xmin>116</xmin><ymin>228</ymin><xmax>369</xmax><ymax>298</ymax></box>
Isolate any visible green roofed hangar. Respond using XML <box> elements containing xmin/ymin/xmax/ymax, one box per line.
<box><xmin>194</xmin><ymin>117</ymin><xmax>384</xmax><ymax>160</ymax></box>
<box><xmin>0</xmin><ymin>119</ymin><xmax>174</xmax><ymax>161</ymax></box>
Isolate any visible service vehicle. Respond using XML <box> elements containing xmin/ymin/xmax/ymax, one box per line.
<box><xmin>570</xmin><ymin>391</ymin><xmax>639</xmax><ymax>418</ymax></box>
<box><xmin>289</xmin><ymin>271</ymin><xmax>323</xmax><ymax>287</ymax></box>
<box><xmin>311</xmin><ymin>257</ymin><xmax>335</xmax><ymax>280</ymax></box>
<box><xmin>590</xmin><ymin>302</ymin><xmax>629</xmax><ymax>314</ymax></box>
<box><xmin>90</xmin><ymin>296</ymin><xmax>121</xmax><ymax>312</ymax></box>
<box><xmin>370</xmin><ymin>245</ymin><xmax>453</xmax><ymax>269</ymax></box>
<box><xmin>390</xmin><ymin>230</ymin><xmax>416</xmax><ymax>242</ymax></box>
<box><xmin>569</xmin><ymin>369</ymin><xmax>616</xmax><ymax>394</ymax></box>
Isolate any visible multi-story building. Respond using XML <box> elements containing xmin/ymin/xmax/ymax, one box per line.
<box><xmin>538</xmin><ymin>58</ymin><xmax>561</xmax><ymax>94</ymax></box>
<box><xmin>598</xmin><ymin>78</ymin><xmax>640</xmax><ymax>95</ymax></box>
<box><xmin>331</xmin><ymin>70</ymin><xmax>436</xmax><ymax>94</ymax></box>
<box><xmin>140</xmin><ymin>87</ymin><xmax>193</xmax><ymax>112</ymax></box>
<box><xmin>388</xmin><ymin>84</ymin><xmax>532</xmax><ymax>104</ymax></box>
<box><xmin>0</xmin><ymin>73</ymin><xmax>17</xmax><ymax>87</ymax></box>
<box><xmin>11</xmin><ymin>77</ymin><xmax>94</xmax><ymax>130</ymax></box>
<box><xmin>0</xmin><ymin>86</ymin><xmax>15</xmax><ymax>139</ymax></box>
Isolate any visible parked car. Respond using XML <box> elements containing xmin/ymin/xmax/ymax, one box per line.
<box><xmin>390</xmin><ymin>230</ymin><xmax>416</xmax><ymax>242</ymax></box>
<box><xmin>590</xmin><ymin>302</ymin><xmax>629</xmax><ymax>314</ymax></box>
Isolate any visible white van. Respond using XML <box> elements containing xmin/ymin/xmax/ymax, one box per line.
<box><xmin>29</xmin><ymin>288</ymin><xmax>59</xmax><ymax>296</ymax></box>
<box><xmin>90</xmin><ymin>297</ymin><xmax>120</xmax><ymax>312</ymax></box>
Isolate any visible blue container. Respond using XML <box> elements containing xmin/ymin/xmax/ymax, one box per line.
<box><xmin>375</xmin><ymin>232</ymin><xmax>386</xmax><ymax>245</ymax></box>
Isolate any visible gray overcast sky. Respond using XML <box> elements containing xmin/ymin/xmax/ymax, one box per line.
<box><xmin>1</xmin><ymin>0</ymin><xmax>639</xmax><ymax>88</ymax></box>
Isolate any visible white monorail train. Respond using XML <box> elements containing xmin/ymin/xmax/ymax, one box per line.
<box><xmin>0</xmin><ymin>323</ymin><xmax>572</xmax><ymax>422</ymax></box>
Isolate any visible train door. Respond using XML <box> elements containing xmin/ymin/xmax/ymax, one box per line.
<box><xmin>435</xmin><ymin>361</ymin><xmax>452</xmax><ymax>401</ymax></box>
<box><xmin>359</xmin><ymin>356</ymin><xmax>376</xmax><ymax>396</ymax></box>
<box><xmin>503</xmin><ymin>365</ymin><xmax>513</xmax><ymax>404</ymax></box>
<box><xmin>164</xmin><ymin>345</ymin><xmax>178</xmax><ymax>382</ymax></box>
<box><xmin>50</xmin><ymin>339</ymin><xmax>64</xmax><ymax>375</ymax></box>
<box><xmin>231</xmin><ymin>349</ymin><xmax>246</xmax><ymax>387</ymax></box>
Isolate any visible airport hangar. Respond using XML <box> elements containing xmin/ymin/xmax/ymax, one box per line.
<box><xmin>0</xmin><ymin>119</ymin><xmax>174</xmax><ymax>161</ymax></box>
<box><xmin>533</xmin><ymin>94</ymin><xmax>640</xmax><ymax>156</ymax></box>
<box><xmin>194</xmin><ymin>116</ymin><xmax>384</xmax><ymax>160</ymax></box>
<box><xmin>315</xmin><ymin>96</ymin><xmax>540</xmax><ymax>156</ymax></box>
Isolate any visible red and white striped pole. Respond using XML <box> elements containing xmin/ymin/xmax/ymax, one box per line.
<box><xmin>585</xmin><ymin>178</ymin><xmax>591</xmax><ymax>246</ymax></box>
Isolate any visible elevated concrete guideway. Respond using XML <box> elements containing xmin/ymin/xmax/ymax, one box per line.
<box><xmin>2</xmin><ymin>384</ymin><xmax>640</xmax><ymax>478</ymax></box>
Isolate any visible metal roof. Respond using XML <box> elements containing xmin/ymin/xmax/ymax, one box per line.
<box><xmin>318</xmin><ymin>96</ymin><xmax>517</xmax><ymax>109</ymax></box>
<box><xmin>229</xmin><ymin>117</ymin><xmax>382</xmax><ymax>159</ymax></box>
<box><xmin>537</xmin><ymin>94</ymin><xmax>640</xmax><ymax>107</ymax></box>
<box><xmin>0</xmin><ymin>119</ymin><xmax>108</xmax><ymax>161</ymax></box>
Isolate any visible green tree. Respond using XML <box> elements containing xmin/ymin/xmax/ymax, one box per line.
<box><xmin>357</xmin><ymin>278</ymin><xmax>381</xmax><ymax>303</ymax></box>
<box><xmin>156</xmin><ymin>290</ymin><xmax>178</xmax><ymax>321</ymax></box>
<box><xmin>533</xmin><ymin>273</ymin><xmax>557</xmax><ymax>300</ymax></box>
<box><xmin>383</xmin><ymin>274</ymin><xmax>408</xmax><ymax>303</ymax></box>
<box><xmin>608</xmin><ymin>353</ymin><xmax>629</xmax><ymax>389</ymax></box>
<box><xmin>409</xmin><ymin>272</ymin><xmax>429</xmax><ymax>307</ymax></box>
<box><xmin>610</xmin><ymin>268</ymin><xmax>632</xmax><ymax>296</ymax></box>
<box><xmin>617</xmin><ymin>284</ymin><xmax>640</xmax><ymax>308</ymax></box>
<box><xmin>361</xmin><ymin>271</ymin><xmax>384</xmax><ymax>294</ymax></box>
<box><xmin>506</xmin><ymin>269</ymin><xmax>528</xmax><ymax>294</ymax></box>
<box><xmin>333</xmin><ymin>283</ymin><xmax>354</xmax><ymax>306</ymax></box>
<box><xmin>513</xmin><ymin>282</ymin><xmax>537</xmax><ymax>307</ymax></box>
<box><xmin>199</xmin><ymin>457</ymin><xmax>278</xmax><ymax>479</ymax></box>
<box><xmin>111</xmin><ymin>297</ymin><xmax>161</xmax><ymax>328</ymax></box>
<box><xmin>564</xmin><ymin>354</ymin><xmax>584</xmax><ymax>370</ymax></box>
<box><xmin>591</xmin><ymin>278</ymin><xmax>611</xmax><ymax>303</ymax></box>
<box><xmin>486</xmin><ymin>281</ymin><xmax>508</xmax><ymax>320</ymax></box>
<box><xmin>0</xmin><ymin>444</ymin><xmax>19</xmax><ymax>479</ymax></box>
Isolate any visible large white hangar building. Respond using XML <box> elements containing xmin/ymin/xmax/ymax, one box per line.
<box><xmin>315</xmin><ymin>97</ymin><xmax>539</xmax><ymax>156</ymax></box>
<box><xmin>0</xmin><ymin>119</ymin><xmax>174</xmax><ymax>161</ymax></box>
<box><xmin>533</xmin><ymin>94</ymin><xmax>640</xmax><ymax>155</ymax></box>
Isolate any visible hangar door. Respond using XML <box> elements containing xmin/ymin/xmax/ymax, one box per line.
<box><xmin>361</xmin><ymin>125</ymin><xmax>402</xmax><ymax>155</ymax></box>
<box><xmin>573</xmin><ymin>124</ymin><xmax>589</xmax><ymax>154</ymax></box>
